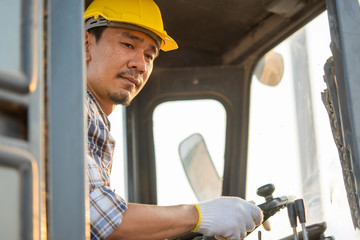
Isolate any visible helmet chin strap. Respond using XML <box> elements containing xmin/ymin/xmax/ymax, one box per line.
<box><xmin>85</xmin><ymin>16</ymin><xmax>162</xmax><ymax>50</ymax></box>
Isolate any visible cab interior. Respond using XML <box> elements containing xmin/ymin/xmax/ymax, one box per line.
<box><xmin>86</xmin><ymin>0</ymin><xmax>326</xmax><ymax>202</ymax></box>
<box><xmin>85</xmin><ymin>0</ymin><xmax>359</xmax><ymax>239</ymax></box>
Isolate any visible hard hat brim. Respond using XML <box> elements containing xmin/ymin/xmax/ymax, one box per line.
<box><xmin>84</xmin><ymin>15</ymin><xmax>178</xmax><ymax>52</ymax></box>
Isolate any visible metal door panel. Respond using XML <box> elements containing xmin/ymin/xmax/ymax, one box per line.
<box><xmin>0</xmin><ymin>0</ymin><xmax>44</xmax><ymax>239</ymax></box>
<box><xmin>0</xmin><ymin>146</ymin><xmax>39</xmax><ymax>240</ymax></box>
<box><xmin>0</xmin><ymin>0</ymin><xmax>39</xmax><ymax>93</ymax></box>
<box><xmin>0</xmin><ymin>166</ymin><xmax>21</xmax><ymax>240</ymax></box>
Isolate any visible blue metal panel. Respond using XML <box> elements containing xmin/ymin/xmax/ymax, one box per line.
<box><xmin>47</xmin><ymin>0</ymin><xmax>88</xmax><ymax>239</ymax></box>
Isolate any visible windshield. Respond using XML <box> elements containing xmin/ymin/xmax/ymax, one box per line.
<box><xmin>246</xmin><ymin>12</ymin><xmax>360</xmax><ymax>239</ymax></box>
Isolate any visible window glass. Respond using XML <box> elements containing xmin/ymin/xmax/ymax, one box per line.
<box><xmin>153</xmin><ymin>100</ymin><xmax>226</xmax><ymax>205</ymax></box>
<box><xmin>246</xmin><ymin>12</ymin><xmax>360</xmax><ymax>239</ymax></box>
<box><xmin>0</xmin><ymin>0</ymin><xmax>21</xmax><ymax>74</ymax></box>
<box><xmin>109</xmin><ymin>105</ymin><xmax>126</xmax><ymax>199</ymax></box>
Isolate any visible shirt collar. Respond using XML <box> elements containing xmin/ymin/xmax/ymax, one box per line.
<box><xmin>87</xmin><ymin>89</ymin><xmax>111</xmax><ymax>130</ymax></box>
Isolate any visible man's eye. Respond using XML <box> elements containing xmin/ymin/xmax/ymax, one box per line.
<box><xmin>122</xmin><ymin>42</ymin><xmax>133</xmax><ymax>49</ymax></box>
<box><xmin>145</xmin><ymin>54</ymin><xmax>154</xmax><ymax>61</ymax></box>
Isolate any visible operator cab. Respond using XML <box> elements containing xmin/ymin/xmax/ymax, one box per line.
<box><xmin>108</xmin><ymin>0</ymin><xmax>360</xmax><ymax>239</ymax></box>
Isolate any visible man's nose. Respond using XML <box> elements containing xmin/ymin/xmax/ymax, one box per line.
<box><xmin>128</xmin><ymin>51</ymin><xmax>147</xmax><ymax>73</ymax></box>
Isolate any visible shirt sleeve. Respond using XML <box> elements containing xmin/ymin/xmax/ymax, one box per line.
<box><xmin>87</xmin><ymin>152</ymin><xmax>128</xmax><ymax>239</ymax></box>
<box><xmin>85</xmin><ymin>92</ymin><xmax>128</xmax><ymax>240</ymax></box>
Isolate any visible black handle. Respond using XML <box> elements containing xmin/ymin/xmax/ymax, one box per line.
<box><xmin>287</xmin><ymin>202</ymin><xmax>298</xmax><ymax>228</ymax></box>
<box><xmin>295</xmin><ymin>199</ymin><xmax>307</xmax><ymax>224</ymax></box>
<box><xmin>257</xmin><ymin>183</ymin><xmax>275</xmax><ymax>201</ymax></box>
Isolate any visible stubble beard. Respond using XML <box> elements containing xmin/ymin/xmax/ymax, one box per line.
<box><xmin>109</xmin><ymin>70</ymin><xmax>141</xmax><ymax>106</ymax></box>
<box><xmin>108</xmin><ymin>90</ymin><xmax>131</xmax><ymax>106</ymax></box>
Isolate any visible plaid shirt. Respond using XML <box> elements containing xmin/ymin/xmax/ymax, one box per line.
<box><xmin>86</xmin><ymin>90</ymin><xmax>128</xmax><ymax>240</ymax></box>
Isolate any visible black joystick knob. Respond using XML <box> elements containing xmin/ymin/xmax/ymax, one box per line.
<box><xmin>257</xmin><ymin>183</ymin><xmax>275</xmax><ymax>201</ymax></box>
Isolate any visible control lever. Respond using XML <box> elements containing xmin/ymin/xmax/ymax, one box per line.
<box><xmin>256</xmin><ymin>184</ymin><xmax>295</xmax><ymax>224</ymax></box>
<box><xmin>256</xmin><ymin>183</ymin><xmax>274</xmax><ymax>230</ymax></box>
<box><xmin>287</xmin><ymin>202</ymin><xmax>298</xmax><ymax>240</ymax></box>
<box><xmin>257</xmin><ymin>183</ymin><xmax>275</xmax><ymax>201</ymax></box>
<box><xmin>257</xmin><ymin>184</ymin><xmax>294</xmax><ymax>222</ymax></box>
<box><xmin>295</xmin><ymin>199</ymin><xmax>309</xmax><ymax>240</ymax></box>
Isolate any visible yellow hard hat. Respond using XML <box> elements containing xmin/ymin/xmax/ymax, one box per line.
<box><xmin>84</xmin><ymin>0</ymin><xmax>178</xmax><ymax>51</ymax></box>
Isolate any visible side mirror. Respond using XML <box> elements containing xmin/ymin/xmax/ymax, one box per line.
<box><xmin>253</xmin><ymin>51</ymin><xmax>284</xmax><ymax>86</ymax></box>
<box><xmin>178</xmin><ymin>133</ymin><xmax>222</xmax><ymax>202</ymax></box>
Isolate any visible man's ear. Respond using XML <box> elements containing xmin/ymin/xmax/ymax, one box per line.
<box><xmin>85</xmin><ymin>31</ymin><xmax>92</xmax><ymax>62</ymax></box>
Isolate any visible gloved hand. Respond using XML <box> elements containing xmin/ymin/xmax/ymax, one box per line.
<box><xmin>193</xmin><ymin>197</ymin><xmax>263</xmax><ymax>240</ymax></box>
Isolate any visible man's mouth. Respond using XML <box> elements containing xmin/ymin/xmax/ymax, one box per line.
<box><xmin>116</xmin><ymin>71</ymin><xmax>141</xmax><ymax>89</ymax></box>
<box><xmin>122</xmin><ymin>76</ymin><xmax>140</xmax><ymax>87</ymax></box>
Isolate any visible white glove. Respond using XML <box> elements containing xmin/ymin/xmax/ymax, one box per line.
<box><xmin>194</xmin><ymin>197</ymin><xmax>263</xmax><ymax>240</ymax></box>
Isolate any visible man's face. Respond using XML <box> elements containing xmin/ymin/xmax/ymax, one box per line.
<box><xmin>86</xmin><ymin>27</ymin><xmax>158</xmax><ymax>111</ymax></box>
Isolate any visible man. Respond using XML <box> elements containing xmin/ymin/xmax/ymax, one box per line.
<box><xmin>85</xmin><ymin>0</ymin><xmax>263</xmax><ymax>239</ymax></box>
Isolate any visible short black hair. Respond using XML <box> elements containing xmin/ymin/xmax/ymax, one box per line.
<box><xmin>87</xmin><ymin>26</ymin><xmax>107</xmax><ymax>43</ymax></box>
